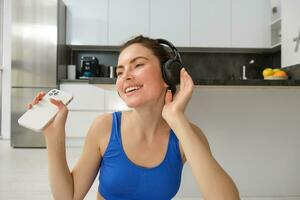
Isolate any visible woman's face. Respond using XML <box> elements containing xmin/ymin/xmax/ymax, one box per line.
<box><xmin>116</xmin><ymin>43</ymin><xmax>168</xmax><ymax>108</ymax></box>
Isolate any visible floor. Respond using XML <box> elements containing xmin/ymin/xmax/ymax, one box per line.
<box><xmin>1</xmin><ymin>139</ymin><xmax>300</xmax><ymax>200</ymax></box>
<box><xmin>1</xmin><ymin>139</ymin><xmax>199</xmax><ymax>200</ymax></box>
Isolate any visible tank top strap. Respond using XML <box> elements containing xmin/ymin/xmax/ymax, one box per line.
<box><xmin>102</xmin><ymin>111</ymin><xmax>122</xmax><ymax>158</ymax></box>
<box><xmin>168</xmin><ymin>129</ymin><xmax>184</xmax><ymax>165</ymax></box>
<box><xmin>112</xmin><ymin>111</ymin><xmax>122</xmax><ymax>142</ymax></box>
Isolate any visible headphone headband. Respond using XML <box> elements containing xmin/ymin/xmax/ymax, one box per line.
<box><xmin>156</xmin><ymin>38</ymin><xmax>182</xmax><ymax>63</ymax></box>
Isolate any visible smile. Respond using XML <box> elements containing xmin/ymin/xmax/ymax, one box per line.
<box><xmin>124</xmin><ymin>85</ymin><xmax>143</xmax><ymax>94</ymax></box>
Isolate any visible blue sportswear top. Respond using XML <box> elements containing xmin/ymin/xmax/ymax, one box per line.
<box><xmin>98</xmin><ymin>111</ymin><xmax>183</xmax><ymax>200</ymax></box>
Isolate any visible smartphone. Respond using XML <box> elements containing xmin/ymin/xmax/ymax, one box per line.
<box><xmin>18</xmin><ymin>89</ymin><xmax>73</xmax><ymax>132</ymax></box>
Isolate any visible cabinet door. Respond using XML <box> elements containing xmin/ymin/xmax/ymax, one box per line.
<box><xmin>66</xmin><ymin>0</ymin><xmax>108</xmax><ymax>45</ymax></box>
<box><xmin>191</xmin><ymin>0</ymin><xmax>231</xmax><ymax>47</ymax></box>
<box><xmin>108</xmin><ymin>0</ymin><xmax>149</xmax><ymax>45</ymax></box>
<box><xmin>150</xmin><ymin>0</ymin><xmax>189</xmax><ymax>47</ymax></box>
<box><xmin>59</xmin><ymin>83</ymin><xmax>105</xmax><ymax>110</ymax></box>
<box><xmin>282</xmin><ymin>0</ymin><xmax>300</xmax><ymax>67</ymax></box>
<box><xmin>66</xmin><ymin>111</ymin><xmax>105</xmax><ymax>137</ymax></box>
<box><xmin>231</xmin><ymin>0</ymin><xmax>270</xmax><ymax>48</ymax></box>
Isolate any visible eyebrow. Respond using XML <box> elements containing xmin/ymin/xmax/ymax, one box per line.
<box><xmin>116</xmin><ymin>56</ymin><xmax>149</xmax><ymax>70</ymax></box>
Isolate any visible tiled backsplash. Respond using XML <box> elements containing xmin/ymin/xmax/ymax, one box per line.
<box><xmin>69</xmin><ymin>49</ymin><xmax>288</xmax><ymax>81</ymax></box>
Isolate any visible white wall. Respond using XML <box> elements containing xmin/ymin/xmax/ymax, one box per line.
<box><xmin>175</xmin><ymin>86</ymin><xmax>300</xmax><ymax>198</ymax></box>
<box><xmin>1</xmin><ymin>0</ymin><xmax>11</xmax><ymax>139</ymax></box>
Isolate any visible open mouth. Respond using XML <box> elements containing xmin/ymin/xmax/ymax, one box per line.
<box><xmin>124</xmin><ymin>85</ymin><xmax>143</xmax><ymax>94</ymax></box>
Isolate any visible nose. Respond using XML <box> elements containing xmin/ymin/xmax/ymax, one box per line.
<box><xmin>122</xmin><ymin>69</ymin><xmax>134</xmax><ymax>80</ymax></box>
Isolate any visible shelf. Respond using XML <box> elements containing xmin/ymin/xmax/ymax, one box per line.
<box><xmin>271</xmin><ymin>43</ymin><xmax>281</xmax><ymax>49</ymax></box>
<box><xmin>271</xmin><ymin>18</ymin><xmax>281</xmax><ymax>30</ymax></box>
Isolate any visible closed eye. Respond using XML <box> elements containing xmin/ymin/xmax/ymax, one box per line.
<box><xmin>135</xmin><ymin>63</ymin><xmax>144</xmax><ymax>68</ymax></box>
<box><xmin>116</xmin><ymin>71</ymin><xmax>123</xmax><ymax>77</ymax></box>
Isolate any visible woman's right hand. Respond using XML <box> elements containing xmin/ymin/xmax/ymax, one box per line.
<box><xmin>27</xmin><ymin>91</ymin><xmax>69</xmax><ymax>138</ymax></box>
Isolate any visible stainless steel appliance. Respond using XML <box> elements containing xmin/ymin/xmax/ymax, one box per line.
<box><xmin>11</xmin><ymin>0</ymin><xmax>67</xmax><ymax>147</ymax></box>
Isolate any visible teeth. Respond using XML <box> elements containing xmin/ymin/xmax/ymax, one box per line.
<box><xmin>125</xmin><ymin>85</ymin><xmax>142</xmax><ymax>93</ymax></box>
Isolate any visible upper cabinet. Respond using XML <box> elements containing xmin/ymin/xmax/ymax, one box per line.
<box><xmin>231</xmin><ymin>0</ymin><xmax>270</xmax><ymax>48</ymax></box>
<box><xmin>281</xmin><ymin>0</ymin><xmax>300</xmax><ymax>67</ymax></box>
<box><xmin>191</xmin><ymin>0</ymin><xmax>231</xmax><ymax>47</ymax></box>
<box><xmin>66</xmin><ymin>0</ymin><xmax>108</xmax><ymax>45</ymax></box>
<box><xmin>108</xmin><ymin>0</ymin><xmax>149</xmax><ymax>45</ymax></box>
<box><xmin>150</xmin><ymin>0</ymin><xmax>189</xmax><ymax>47</ymax></box>
<box><xmin>66</xmin><ymin>0</ymin><xmax>271</xmax><ymax>48</ymax></box>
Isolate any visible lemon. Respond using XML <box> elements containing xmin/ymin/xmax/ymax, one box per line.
<box><xmin>263</xmin><ymin>68</ymin><xmax>274</xmax><ymax>77</ymax></box>
<box><xmin>272</xmin><ymin>68</ymin><xmax>281</xmax><ymax>73</ymax></box>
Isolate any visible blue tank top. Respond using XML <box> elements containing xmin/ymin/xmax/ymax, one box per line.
<box><xmin>98</xmin><ymin>111</ymin><xmax>183</xmax><ymax>200</ymax></box>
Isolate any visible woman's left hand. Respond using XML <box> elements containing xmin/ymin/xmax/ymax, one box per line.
<box><xmin>162</xmin><ymin>68</ymin><xmax>194</xmax><ymax>122</ymax></box>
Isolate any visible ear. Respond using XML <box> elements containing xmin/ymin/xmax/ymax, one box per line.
<box><xmin>163</xmin><ymin>82</ymin><xmax>169</xmax><ymax>88</ymax></box>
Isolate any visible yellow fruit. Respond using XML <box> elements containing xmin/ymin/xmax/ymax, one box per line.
<box><xmin>272</xmin><ymin>69</ymin><xmax>281</xmax><ymax>73</ymax></box>
<box><xmin>273</xmin><ymin>71</ymin><xmax>287</xmax><ymax>77</ymax></box>
<box><xmin>263</xmin><ymin>68</ymin><xmax>274</xmax><ymax>77</ymax></box>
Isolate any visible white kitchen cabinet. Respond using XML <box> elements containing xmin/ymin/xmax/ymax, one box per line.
<box><xmin>150</xmin><ymin>0</ymin><xmax>190</xmax><ymax>47</ymax></box>
<box><xmin>60</xmin><ymin>83</ymin><xmax>105</xmax><ymax>110</ymax></box>
<box><xmin>60</xmin><ymin>83</ymin><xmax>129</xmax><ymax>137</ymax></box>
<box><xmin>108</xmin><ymin>0</ymin><xmax>149</xmax><ymax>45</ymax></box>
<box><xmin>231</xmin><ymin>0</ymin><xmax>271</xmax><ymax>48</ymax></box>
<box><xmin>281</xmin><ymin>0</ymin><xmax>300</xmax><ymax>67</ymax></box>
<box><xmin>103</xmin><ymin>86</ymin><xmax>129</xmax><ymax>111</ymax></box>
<box><xmin>65</xmin><ymin>111</ymin><xmax>106</xmax><ymax>137</ymax></box>
<box><xmin>191</xmin><ymin>0</ymin><xmax>231</xmax><ymax>47</ymax></box>
<box><xmin>65</xmin><ymin>0</ymin><xmax>108</xmax><ymax>45</ymax></box>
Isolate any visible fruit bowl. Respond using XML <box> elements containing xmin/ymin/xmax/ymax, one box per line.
<box><xmin>264</xmin><ymin>76</ymin><xmax>288</xmax><ymax>80</ymax></box>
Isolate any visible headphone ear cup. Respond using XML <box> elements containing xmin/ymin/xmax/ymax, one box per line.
<box><xmin>162</xmin><ymin>59</ymin><xmax>183</xmax><ymax>87</ymax></box>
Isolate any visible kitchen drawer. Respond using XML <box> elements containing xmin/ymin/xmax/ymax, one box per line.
<box><xmin>65</xmin><ymin>110</ymin><xmax>107</xmax><ymax>137</ymax></box>
<box><xmin>60</xmin><ymin>83</ymin><xmax>105</xmax><ymax>110</ymax></box>
<box><xmin>104</xmin><ymin>86</ymin><xmax>129</xmax><ymax>111</ymax></box>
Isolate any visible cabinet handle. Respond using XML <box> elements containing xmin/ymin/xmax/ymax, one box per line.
<box><xmin>293</xmin><ymin>27</ymin><xmax>300</xmax><ymax>52</ymax></box>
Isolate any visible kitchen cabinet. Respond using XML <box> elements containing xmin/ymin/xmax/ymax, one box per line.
<box><xmin>231</xmin><ymin>0</ymin><xmax>270</xmax><ymax>48</ymax></box>
<box><xmin>59</xmin><ymin>83</ymin><xmax>105</xmax><ymax>110</ymax></box>
<box><xmin>270</xmin><ymin>0</ymin><xmax>281</xmax><ymax>48</ymax></box>
<box><xmin>108</xmin><ymin>0</ymin><xmax>149</xmax><ymax>45</ymax></box>
<box><xmin>150</xmin><ymin>0</ymin><xmax>189</xmax><ymax>47</ymax></box>
<box><xmin>191</xmin><ymin>0</ymin><xmax>231</xmax><ymax>47</ymax></box>
<box><xmin>60</xmin><ymin>83</ymin><xmax>128</xmax><ymax>137</ymax></box>
<box><xmin>281</xmin><ymin>0</ymin><xmax>300</xmax><ymax>67</ymax></box>
<box><xmin>66</xmin><ymin>0</ymin><xmax>108</xmax><ymax>45</ymax></box>
<box><xmin>65</xmin><ymin>111</ymin><xmax>105</xmax><ymax>137</ymax></box>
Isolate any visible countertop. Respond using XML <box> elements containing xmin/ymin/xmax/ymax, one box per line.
<box><xmin>60</xmin><ymin>78</ymin><xmax>300</xmax><ymax>86</ymax></box>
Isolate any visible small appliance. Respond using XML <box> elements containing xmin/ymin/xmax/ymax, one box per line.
<box><xmin>80</xmin><ymin>56</ymin><xmax>100</xmax><ymax>78</ymax></box>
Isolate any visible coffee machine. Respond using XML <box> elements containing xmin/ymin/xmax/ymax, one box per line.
<box><xmin>80</xmin><ymin>56</ymin><xmax>100</xmax><ymax>78</ymax></box>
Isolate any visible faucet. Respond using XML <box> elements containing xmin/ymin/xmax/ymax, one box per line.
<box><xmin>241</xmin><ymin>59</ymin><xmax>255</xmax><ymax>80</ymax></box>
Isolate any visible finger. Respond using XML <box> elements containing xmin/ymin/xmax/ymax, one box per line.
<box><xmin>27</xmin><ymin>103</ymin><xmax>32</xmax><ymax>109</ymax></box>
<box><xmin>49</xmin><ymin>98</ymin><xmax>65</xmax><ymax>110</ymax></box>
<box><xmin>183</xmin><ymin>69</ymin><xmax>194</xmax><ymax>90</ymax></box>
<box><xmin>165</xmin><ymin>90</ymin><xmax>173</xmax><ymax>104</ymax></box>
<box><xmin>180</xmin><ymin>68</ymin><xmax>186</xmax><ymax>91</ymax></box>
<box><xmin>33</xmin><ymin>91</ymin><xmax>47</xmax><ymax>104</ymax></box>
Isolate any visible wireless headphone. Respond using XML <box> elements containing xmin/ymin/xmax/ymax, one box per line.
<box><xmin>156</xmin><ymin>39</ymin><xmax>183</xmax><ymax>95</ymax></box>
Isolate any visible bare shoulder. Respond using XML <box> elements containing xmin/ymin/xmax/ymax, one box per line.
<box><xmin>86</xmin><ymin>113</ymin><xmax>113</xmax><ymax>156</ymax></box>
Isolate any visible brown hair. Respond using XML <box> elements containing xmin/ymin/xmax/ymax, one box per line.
<box><xmin>120</xmin><ymin>35</ymin><xmax>171</xmax><ymax>67</ymax></box>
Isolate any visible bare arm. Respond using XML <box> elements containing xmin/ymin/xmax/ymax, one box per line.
<box><xmin>44</xmin><ymin>113</ymin><xmax>106</xmax><ymax>200</ymax></box>
<box><xmin>46</xmin><ymin>115</ymin><xmax>108</xmax><ymax>200</ymax></box>
<box><xmin>28</xmin><ymin>92</ymin><xmax>110</xmax><ymax>200</ymax></box>
<box><xmin>162</xmin><ymin>68</ymin><xmax>240</xmax><ymax>200</ymax></box>
<box><xmin>169</xmin><ymin>115</ymin><xmax>240</xmax><ymax>200</ymax></box>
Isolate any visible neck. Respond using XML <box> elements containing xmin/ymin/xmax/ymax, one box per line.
<box><xmin>127</xmin><ymin>89</ymin><xmax>168</xmax><ymax>141</ymax></box>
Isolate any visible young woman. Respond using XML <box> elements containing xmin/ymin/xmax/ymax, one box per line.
<box><xmin>28</xmin><ymin>35</ymin><xmax>240</xmax><ymax>200</ymax></box>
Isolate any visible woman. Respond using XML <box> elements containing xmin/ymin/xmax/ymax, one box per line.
<box><xmin>28</xmin><ymin>35</ymin><xmax>240</xmax><ymax>200</ymax></box>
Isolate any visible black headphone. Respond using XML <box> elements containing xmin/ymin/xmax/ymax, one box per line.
<box><xmin>156</xmin><ymin>39</ymin><xmax>183</xmax><ymax>95</ymax></box>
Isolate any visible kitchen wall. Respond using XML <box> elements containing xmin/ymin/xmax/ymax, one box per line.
<box><xmin>176</xmin><ymin>86</ymin><xmax>300</xmax><ymax>197</ymax></box>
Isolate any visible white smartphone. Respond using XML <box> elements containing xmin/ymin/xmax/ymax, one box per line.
<box><xmin>18</xmin><ymin>89</ymin><xmax>73</xmax><ymax>132</ymax></box>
